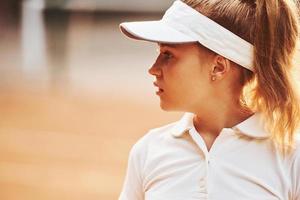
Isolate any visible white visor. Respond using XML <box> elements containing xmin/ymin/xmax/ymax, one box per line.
<box><xmin>120</xmin><ymin>0</ymin><xmax>254</xmax><ymax>72</ymax></box>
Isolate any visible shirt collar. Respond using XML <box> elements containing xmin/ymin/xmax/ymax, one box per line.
<box><xmin>171</xmin><ymin>112</ymin><xmax>270</xmax><ymax>139</ymax></box>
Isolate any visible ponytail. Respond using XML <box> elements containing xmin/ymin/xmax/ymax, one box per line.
<box><xmin>248</xmin><ymin>0</ymin><xmax>300</xmax><ymax>154</ymax></box>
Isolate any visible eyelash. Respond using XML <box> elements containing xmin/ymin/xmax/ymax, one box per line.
<box><xmin>161</xmin><ymin>51</ymin><xmax>173</xmax><ymax>60</ymax></box>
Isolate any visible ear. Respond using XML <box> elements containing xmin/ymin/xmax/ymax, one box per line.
<box><xmin>210</xmin><ymin>55</ymin><xmax>231</xmax><ymax>80</ymax></box>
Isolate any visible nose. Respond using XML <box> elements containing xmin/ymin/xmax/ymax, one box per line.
<box><xmin>148</xmin><ymin>58</ymin><xmax>162</xmax><ymax>77</ymax></box>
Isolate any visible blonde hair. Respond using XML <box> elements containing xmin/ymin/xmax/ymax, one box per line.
<box><xmin>183</xmin><ymin>0</ymin><xmax>300</xmax><ymax>155</ymax></box>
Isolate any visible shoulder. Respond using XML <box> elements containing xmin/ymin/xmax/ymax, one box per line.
<box><xmin>292</xmin><ymin>132</ymin><xmax>300</xmax><ymax>158</ymax></box>
<box><xmin>288</xmin><ymin>132</ymin><xmax>300</xmax><ymax>181</ymax></box>
<box><xmin>131</xmin><ymin>121</ymin><xmax>178</xmax><ymax>154</ymax></box>
<box><xmin>292</xmin><ymin>132</ymin><xmax>300</xmax><ymax>162</ymax></box>
<box><xmin>129</xmin><ymin>112</ymin><xmax>195</xmax><ymax>160</ymax></box>
<box><xmin>290</xmin><ymin>132</ymin><xmax>300</xmax><ymax>198</ymax></box>
<box><xmin>125</xmin><ymin>120</ymin><xmax>179</xmax><ymax>174</ymax></box>
<box><xmin>287</xmin><ymin>132</ymin><xmax>300</xmax><ymax>167</ymax></box>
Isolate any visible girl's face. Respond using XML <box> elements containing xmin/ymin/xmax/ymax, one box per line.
<box><xmin>149</xmin><ymin>42</ymin><xmax>216</xmax><ymax>112</ymax></box>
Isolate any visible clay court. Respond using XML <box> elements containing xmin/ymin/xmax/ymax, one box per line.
<box><xmin>0</xmin><ymin>2</ymin><xmax>181</xmax><ymax>199</ymax></box>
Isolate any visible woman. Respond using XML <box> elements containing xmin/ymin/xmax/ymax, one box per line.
<box><xmin>118</xmin><ymin>0</ymin><xmax>300</xmax><ymax>199</ymax></box>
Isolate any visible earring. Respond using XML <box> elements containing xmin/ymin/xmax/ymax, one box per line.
<box><xmin>211</xmin><ymin>76</ymin><xmax>216</xmax><ymax>81</ymax></box>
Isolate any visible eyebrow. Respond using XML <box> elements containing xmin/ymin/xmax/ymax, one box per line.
<box><xmin>158</xmin><ymin>43</ymin><xmax>179</xmax><ymax>49</ymax></box>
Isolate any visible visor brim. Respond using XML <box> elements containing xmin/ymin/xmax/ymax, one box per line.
<box><xmin>119</xmin><ymin>21</ymin><xmax>197</xmax><ymax>44</ymax></box>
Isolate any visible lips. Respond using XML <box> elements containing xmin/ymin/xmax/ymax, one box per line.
<box><xmin>153</xmin><ymin>82</ymin><xmax>164</xmax><ymax>92</ymax></box>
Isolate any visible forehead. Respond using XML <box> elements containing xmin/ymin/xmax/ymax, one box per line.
<box><xmin>158</xmin><ymin>43</ymin><xmax>201</xmax><ymax>52</ymax></box>
<box><xmin>158</xmin><ymin>43</ymin><xmax>180</xmax><ymax>48</ymax></box>
<box><xmin>158</xmin><ymin>42</ymin><xmax>213</xmax><ymax>56</ymax></box>
<box><xmin>158</xmin><ymin>43</ymin><xmax>192</xmax><ymax>48</ymax></box>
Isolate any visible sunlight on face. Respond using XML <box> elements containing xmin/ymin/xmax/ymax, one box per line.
<box><xmin>149</xmin><ymin>42</ymin><xmax>216</xmax><ymax>112</ymax></box>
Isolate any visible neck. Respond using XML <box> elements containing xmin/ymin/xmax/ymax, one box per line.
<box><xmin>193</xmin><ymin>99</ymin><xmax>254</xmax><ymax>137</ymax></box>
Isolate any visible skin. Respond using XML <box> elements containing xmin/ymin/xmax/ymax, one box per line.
<box><xmin>148</xmin><ymin>42</ymin><xmax>254</xmax><ymax>151</ymax></box>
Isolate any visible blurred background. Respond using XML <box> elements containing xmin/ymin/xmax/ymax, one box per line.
<box><xmin>0</xmin><ymin>0</ymin><xmax>182</xmax><ymax>199</ymax></box>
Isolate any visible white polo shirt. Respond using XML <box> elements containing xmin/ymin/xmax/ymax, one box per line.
<box><xmin>119</xmin><ymin>112</ymin><xmax>300</xmax><ymax>200</ymax></box>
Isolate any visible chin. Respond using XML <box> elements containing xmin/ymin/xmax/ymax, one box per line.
<box><xmin>159</xmin><ymin>101</ymin><xmax>171</xmax><ymax>111</ymax></box>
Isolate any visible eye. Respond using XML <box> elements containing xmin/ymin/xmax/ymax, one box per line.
<box><xmin>161</xmin><ymin>51</ymin><xmax>173</xmax><ymax>60</ymax></box>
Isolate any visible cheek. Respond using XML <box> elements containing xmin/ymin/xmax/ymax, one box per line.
<box><xmin>181</xmin><ymin>74</ymin><xmax>210</xmax><ymax>100</ymax></box>
<box><xmin>163</xmin><ymin>59</ymin><xmax>209</xmax><ymax>94</ymax></box>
